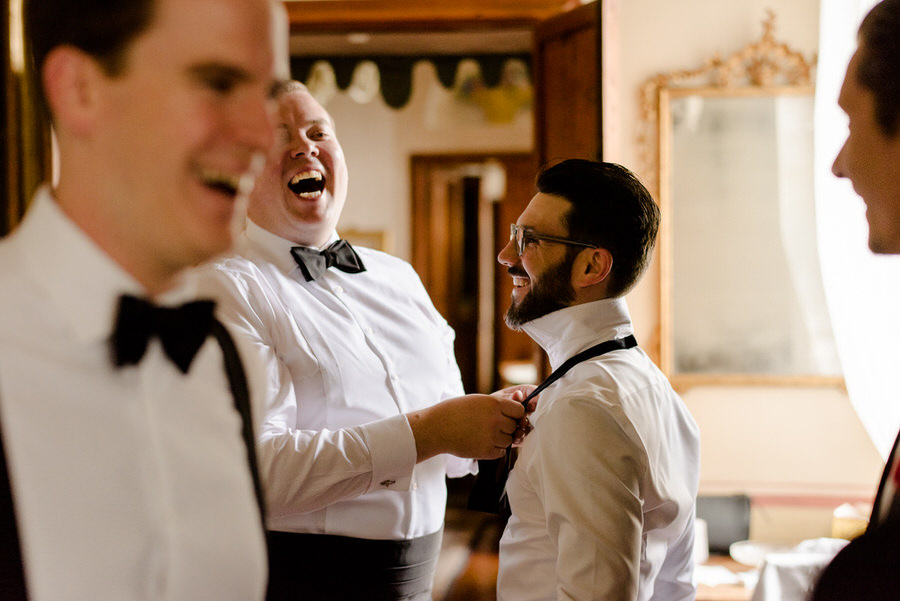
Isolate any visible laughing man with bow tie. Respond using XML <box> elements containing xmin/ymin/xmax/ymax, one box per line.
<box><xmin>197</xmin><ymin>80</ymin><xmax>529</xmax><ymax>601</ymax></box>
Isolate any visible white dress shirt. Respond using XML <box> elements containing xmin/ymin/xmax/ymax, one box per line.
<box><xmin>0</xmin><ymin>188</ymin><xmax>266</xmax><ymax>601</ymax></box>
<box><xmin>197</xmin><ymin>219</ymin><xmax>473</xmax><ymax>540</ymax></box>
<box><xmin>497</xmin><ymin>298</ymin><xmax>700</xmax><ymax>601</ymax></box>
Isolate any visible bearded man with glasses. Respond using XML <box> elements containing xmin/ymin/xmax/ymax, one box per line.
<box><xmin>495</xmin><ymin>159</ymin><xmax>700</xmax><ymax>601</ymax></box>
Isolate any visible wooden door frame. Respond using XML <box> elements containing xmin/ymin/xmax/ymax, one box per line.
<box><xmin>284</xmin><ymin>1</ymin><xmax>571</xmax><ymax>33</ymax></box>
<box><xmin>411</xmin><ymin>153</ymin><xmax>536</xmax><ymax>392</ymax></box>
<box><xmin>533</xmin><ymin>1</ymin><xmax>603</xmax><ymax>164</ymax></box>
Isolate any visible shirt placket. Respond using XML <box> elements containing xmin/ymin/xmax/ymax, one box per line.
<box><xmin>320</xmin><ymin>277</ymin><xmax>407</xmax><ymax>412</ymax></box>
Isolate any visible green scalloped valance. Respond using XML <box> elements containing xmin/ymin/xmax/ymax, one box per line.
<box><xmin>290</xmin><ymin>53</ymin><xmax>531</xmax><ymax>109</ymax></box>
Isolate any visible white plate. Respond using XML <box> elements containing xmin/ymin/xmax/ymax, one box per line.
<box><xmin>729</xmin><ymin>540</ymin><xmax>792</xmax><ymax>567</ymax></box>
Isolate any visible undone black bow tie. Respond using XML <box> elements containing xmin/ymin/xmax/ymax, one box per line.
<box><xmin>290</xmin><ymin>239</ymin><xmax>366</xmax><ymax>282</ymax></box>
<box><xmin>468</xmin><ymin>335</ymin><xmax>639</xmax><ymax>515</ymax></box>
<box><xmin>111</xmin><ymin>294</ymin><xmax>216</xmax><ymax>374</ymax></box>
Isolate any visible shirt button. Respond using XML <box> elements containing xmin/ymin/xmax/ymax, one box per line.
<box><xmin>365</xmin><ymin>327</ymin><xmax>374</xmax><ymax>336</ymax></box>
<box><xmin>389</xmin><ymin>373</ymin><xmax>399</xmax><ymax>382</ymax></box>
<box><xmin>334</xmin><ymin>286</ymin><xmax>344</xmax><ymax>295</ymax></box>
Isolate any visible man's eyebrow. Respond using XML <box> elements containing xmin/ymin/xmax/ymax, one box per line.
<box><xmin>305</xmin><ymin>118</ymin><xmax>335</xmax><ymax>130</ymax></box>
<box><xmin>268</xmin><ymin>79</ymin><xmax>289</xmax><ymax>99</ymax></box>
<box><xmin>188</xmin><ymin>62</ymin><xmax>251</xmax><ymax>84</ymax></box>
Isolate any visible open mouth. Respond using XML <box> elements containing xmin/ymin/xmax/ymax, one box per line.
<box><xmin>512</xmin><ymin>276</ymin><xmax>530</xmax><ymax>289</ymax></box>
<box><xmin>288</xmin><ymin>170</ymin><xmax>326</xmax><ymax>198</ymax></box>
<box><xmin>200</xmin><ymin>168</ymin><xmax>242</xmax><ymax>198</ymax></box>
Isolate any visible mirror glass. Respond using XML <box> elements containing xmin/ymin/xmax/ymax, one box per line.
<box><xmin>660</xmin><ymin>87</ymin><xmax>841</xmax><ymax>383</ymax></box>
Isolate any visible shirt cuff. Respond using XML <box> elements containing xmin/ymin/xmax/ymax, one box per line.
<box><xmin>363</xmin><ymin>414</ymin><xmax>417</xmax><ymax>492</ymax></box>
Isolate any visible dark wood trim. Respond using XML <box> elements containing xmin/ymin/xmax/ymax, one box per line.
<box><xmin>285</xmin><ymin>0</ymin><xmax>572</xmax><ymax>33</ymax></box>
<box><xmin>3</xmin><ymin>3</ymin><xmax>51</xmax><ymax>235</ymax></box>
<box><xmin>410</xmin><ymin>152</ymin><xmax>538</xmax><ymax>392</ymax></box>
<box><xmin>533</xmin><ymin>1</ymin><xmax>602</xmax><ymax>165</ymax></box>
<box><xmin>533</xmin><ymin>0</ymin><xmax>595</xmax><ymax>39</ymax></box>
<box><xmin>2</xmin><ymin>4</ymin><xmax>10</xmax><ymax>234</ymax></box>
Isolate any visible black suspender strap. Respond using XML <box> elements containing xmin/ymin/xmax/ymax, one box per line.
<box><xmin>468</xmin><ymin>335</ymin><xmax>638</xmax><ymax>514</ymax></box>
<box><xmin>0</xmin><ymin>413</ymin><xmax>28</xmax><ymax>600</ymax></box>
<box><xmin>0</xmin><ymin>322</ymin><xmax>266</xmax><ymax>600</ymax></box>
<box><xmin>211</xmin><ymin>320</ymin><xmax>267</xmax><ymax>530</ymax></box>
<box><xmin>520</xmin><ymin>335</ymin><xmax>638</xmax><ymax>407</ymax></box>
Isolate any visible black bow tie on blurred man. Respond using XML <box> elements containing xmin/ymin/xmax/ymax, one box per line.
<box><xmin>111</xmin><ymin>294</ymin><xmax>216</xmax><ymax>374</ymax></box>
<box><xmin>290</xmin><ymin>239</ymin><xmax>366</xmax><ymax>282</ymax></box>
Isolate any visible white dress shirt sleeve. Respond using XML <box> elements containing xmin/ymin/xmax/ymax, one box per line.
<box><xmin>198</xmin><ymin>263</ymin><xmax>418</xmax><ymax>516</ymax></box>
<box><xmin>431</xmin><ymin>299</ymin><xmax>477</xmax><ymax>479</ymax></box>
<box><xmin>536</xmin><ymin>394</ymin><xmax>645</xmax><ymax>601</ymax></box>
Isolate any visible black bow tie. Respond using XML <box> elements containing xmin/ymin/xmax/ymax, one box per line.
<box><xmin>110</xmin><ymin>295</ymin><xmax>216</xmax><ymax>374</ymax></box>
<box><xmin>290</xmin><ymin>239</ymin><xmax>366</xmax><ymax>281</ymax></box>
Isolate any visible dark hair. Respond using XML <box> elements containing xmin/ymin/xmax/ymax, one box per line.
<box><xmin>26</xmin><ymin>0</ymin><xmax>156</xmax><ymax>116</ymax></box>
<box><xmin>857</xmin><ymin>0</ymin><xmax>900</xmax><ymax>136</ymax></box>
<box><xmin>535</xmin><ymin>159</ymin><xmax>659</xmax><ymax>297</ymax></box>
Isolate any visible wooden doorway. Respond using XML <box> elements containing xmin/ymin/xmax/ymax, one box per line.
<box><xmin>411</xmin><ymin>153</ymin><xmax>537</xmax><ymax>394</ymax></box>
<box><xmin>534</xmin><ymin>0</ymin><xmax>603</xmax><ymax>164</ymax></box>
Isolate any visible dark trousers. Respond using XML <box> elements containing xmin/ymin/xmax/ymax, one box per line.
<box><xmin>266</xmin><ymin>529</ymin><xmax>443</xmax><ymax>601</ymax></box>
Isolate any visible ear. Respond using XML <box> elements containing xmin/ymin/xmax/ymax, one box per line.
<box><xmin>571</xmin><ymin>247</ymin><xmax>613</xmax><ymax>290</ymax></box>
<box><xmin>42</xmin><ymin>46</ymin><xmax>105</xmax><ymax>136</ymax></box>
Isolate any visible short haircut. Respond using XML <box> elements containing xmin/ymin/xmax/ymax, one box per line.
<box><xmin>857</xmin><ymin>0</ymin><xmax>900</xmax><ymax>136</ymax></box>
<box><xmin>274</xmin><ymin>80</ymin><xmax>309</xmax><ymax>99</ymax></box>
<box><xmin>536</xmin><ymin>159</ymin><xmax>659</xmax><ymax>298</ymax></box>
<box><xmin>26</xmin><ymin>0</ymin><xmax>156</xmax><ymax>117</ymax></box>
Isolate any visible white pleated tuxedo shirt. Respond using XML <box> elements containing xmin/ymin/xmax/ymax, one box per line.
<box><xmin>0</xmin><ymin>188</ymin><xmax>266</xmax><ymax>601</ymax></box>
<box><xmin>197</xmin><ymin>219</ymin><xmax>473</xmax><ymax>540</ymax></box>
<box><xmin>498</xmin><ymin>298</ymin><xmax>700</xmax><ymax>601</ymax></box>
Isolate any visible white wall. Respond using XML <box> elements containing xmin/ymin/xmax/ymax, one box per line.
<box><xmin>322</xmin><ymin>61</ymin><xmax>532</xmax><ymax>258</ymax></box>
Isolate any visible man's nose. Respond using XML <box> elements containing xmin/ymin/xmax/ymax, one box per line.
<box><xmin>832</xmin><ymin>142</ymin><xmax>847</xmax><ymax>178</ymax></box>
<box><xmin>498</xmin><ymin>238</ymin><xmax>517</xmax><ymax>266</ymax></box>
<box><xmin>291</xmin><ymin>136</ymin><xmax>319</xmax><ymax>158</ymax></box>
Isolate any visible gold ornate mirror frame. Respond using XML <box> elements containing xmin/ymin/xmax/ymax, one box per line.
<box><xmin>639</xmin><ymin>12</ymin><xmax>843</xmax><ymax>391</ymax></box>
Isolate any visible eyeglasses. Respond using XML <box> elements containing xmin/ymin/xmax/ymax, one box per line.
<box><xmin>509</xmin><ymin>223</ymin><xmax>596</xmax><ymax>257</ymax></box>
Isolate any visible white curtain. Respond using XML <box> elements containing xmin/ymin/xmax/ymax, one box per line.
<box><xmin>816</xmin><ymin>0</ymin><xmax>900</xmax><ymax>459</ymax></box>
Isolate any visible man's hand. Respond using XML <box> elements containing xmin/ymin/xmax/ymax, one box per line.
<box><xmin>492</xmin><ymin>383</ymin><xmax>538</xmax><ymax>411</ymax></box>
<box><xmin>407</xmin><ymin>394</ymin><xmax>526</xmax><ymax>461</ymax></box>
<box><xmin>492</xmin><ymin>384</ymin><xmax>538</xmax><ymax>446</ymax></box>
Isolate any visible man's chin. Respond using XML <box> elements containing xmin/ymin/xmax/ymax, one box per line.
<box><xmin>867</xmin><ymin>231</ymin><xmax>900</xmax><ymax>254</ymax></box>
<box><xmin>504</xmin><ymin>302</ymin><xmax>539</xmax><ymax>331</ymax></box>
<box><xmin>504</xmin><ymin>312</ymin><xmax>526</xmax><ymax>331</ymax></box>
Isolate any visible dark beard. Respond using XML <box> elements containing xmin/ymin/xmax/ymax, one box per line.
<box><xmin>504</xmin><ymin>255</ymin><xmax>576</xmax><ymax>330</ymax></box>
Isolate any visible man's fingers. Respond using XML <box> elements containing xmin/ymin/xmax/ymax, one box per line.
<box><xmin>500</xmin><ymin>402</ymin><xmax>526</xmax><ymax>419</ymax></box>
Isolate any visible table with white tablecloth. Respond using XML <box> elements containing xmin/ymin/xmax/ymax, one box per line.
<box><xmin>750</xmin><ymin>539</ymin><xmax>848</xmax><ymax>601</ymax></box>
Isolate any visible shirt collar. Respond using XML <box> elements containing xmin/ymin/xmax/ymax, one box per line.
<box><xmin>242</xmin><ymin>218</ymin><xmax>339</xmax><ymax>275</ymax></box>
<box><xmin>22</xmin><ymin>186</ymin><xmax>198</xmax><ymax>345</ymax></box>
<box><xmin>520</xmin><ymin>297</ymin><xmax>634</xmax><ymax>370</ymax></box>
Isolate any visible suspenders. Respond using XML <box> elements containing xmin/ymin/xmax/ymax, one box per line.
<box><xmin>0</xmin><ymin>418</ymin><xmax>28</xmax><ymax>598</ymax></box>
<box><xmin>0</xmin><ymin>320</ymin><xmax>265</xmax><ymax>599</ymax></box>
<box><xmin>211</xmin><ymin>320</ymin><xmax>267</xmax><ymax>528</ymax></box>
